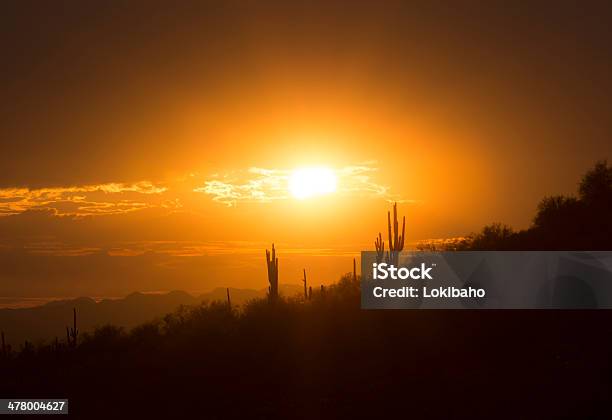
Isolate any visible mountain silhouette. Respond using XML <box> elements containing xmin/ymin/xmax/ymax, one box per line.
<box><xmin>0</xmin><ymin>285</ymin><xmax>302</xmax><ymax>344</ymax></box>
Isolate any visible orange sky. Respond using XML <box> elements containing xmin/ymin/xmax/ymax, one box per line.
<box><xmin>1</xmin><ymin>1</ymin><xmax>611</xmax><ymax>297</ymax></box>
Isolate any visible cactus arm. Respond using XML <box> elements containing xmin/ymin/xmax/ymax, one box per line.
<box><xmin>66</xmin><ymin>308</ymin><xmax>78</xmax><ymax>347</ymax></box>
<box><xmin>393</xmin><ymin>203</ymin><xmax>398</xmax><ymax>250</ymax></box>
<box><xmin>375</xmin><ymin>232</ymin><xmax>386</xmax><ymax>263</ymax></box>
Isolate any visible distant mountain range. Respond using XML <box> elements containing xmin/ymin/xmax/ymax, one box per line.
<box><xmin>0</xmin><ymin>284</ymin><xmax>303</xmax><ymax>346</ymax></box>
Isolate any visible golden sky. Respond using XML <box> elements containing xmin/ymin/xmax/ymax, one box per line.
<box><xmin>1</xmin><ymin>1</ymin><xmax>611</xmax><ymax>297</ymax></box>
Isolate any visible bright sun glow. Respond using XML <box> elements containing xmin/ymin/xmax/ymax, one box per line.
<box><xmin>289</xmin><ymin>167</ymin><xmax>338</xmax><ymax>200</ymax></box>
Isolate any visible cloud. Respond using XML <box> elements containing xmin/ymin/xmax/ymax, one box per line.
<box><xmin>106</xmin><ymin>241</ymin><xmax>364</xmax><ymax>258</ymax></box>
<box><xmin>0</xmin><ymin>181</ymin><xmax>171</xmax><ymax>217</ymax></box>
<box><xmin>5</xmin><ymin>239</ymin><xmax>362</xmax><ymax>259</ymax></box>
<box><xmin>0</xmin><ymin>164</ymin><xmax>411</xmax><ymax>216</ymax></box>
<box><xmin>194</xmin><ymin>162</ymin><xmax>407</xmax><ymax>206</ymax></box>
<box><xmin>23</xmin><ymin>241</ymin><xmax>102</xmax><ymax>257</ymax></box>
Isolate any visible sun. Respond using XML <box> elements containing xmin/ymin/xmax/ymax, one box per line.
<box><xmin>289</xmin><ymin>167</ymin><xmax>338</xmax><ymax>200</ymax></box>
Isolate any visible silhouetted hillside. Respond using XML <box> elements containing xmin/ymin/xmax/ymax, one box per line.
<box><xmin>1</xmin><ymin>274</ymin><xmax>610</xmax><ymax>419</ymax></box>
<box><xmin>0</xmin><ymin>285</ymin><xmax>302</xmax><ymax>344</ymax></box>
<box><xmin>419</xmin><ymin>160</ymin><xmax>612</xmax><ymax>251</ymax></box>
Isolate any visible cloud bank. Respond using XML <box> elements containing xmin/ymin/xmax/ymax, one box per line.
<box><xmin>194</xmin><ymin>162</ymin><xmax>406</xmax><ymax>206</ymax></box>
<box><xmin>0</xmin><ymin>181</ymin><xmax>170</xmax><ymax>217</ymax></box>
<box><xmin>0</xmin><ymin>163</ymin><xmax>410</xmax><ymax>217</ymax></box>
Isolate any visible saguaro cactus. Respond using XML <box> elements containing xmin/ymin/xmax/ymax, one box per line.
<box><xmin>302</xmin><ymin>269</ymin><xmax>308</xmax><ymax>300</ymax></box>
<box><xmin>387</xmin><ymin>203</ymin><xmax>405</xmax><ymax>266</ymax></box>
<box><xmin>226</xmin><ymin>288</ymin><xmax>232</xmax><ymax>311</ymax></box>
<box><xmin>266</xmin><ymin>244</ymin><xmax>279</xmax><ymax>301</ymax></box>
<box><xmin>375</xmin><ymin>203</ymin><xmax>405</xmax><ymax>265</ymax></box>
<box><xmin>375</xmin><ymin>232</ymin><xmax>385</xmax><ymax>263</ymax></box>
<box><xmin>66</xmin><ymin>307</ymin><xmax>78</xmax><ymax>348</ymax></box>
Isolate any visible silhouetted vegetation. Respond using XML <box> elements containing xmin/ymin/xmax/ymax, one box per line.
<box><xmin>419</xmin><ymin>160</ymin><xmax>612</xmax><ymax>251</ymax></box>
<box><xmin>375</xmin><ymin>202</ymin><xmax>405</xmax><ymax>264</ymax></box>
<box><xmin>0</xmin><ymin>330</ymin><xmax>9</xmax><ymax>359</ymax></box>
<box><xmin>0</xmin><ymin>287</ymin><xmax>302</xmax><ymax>345</ymax></box>
<box><xmin>1</xmin><ymin>274</ymin><xmax>610</xmax><ymax>418</ymax></box>
<box><xmin>66</xmin><ymin>308</ymin><xmax>78</xmax><ymax>348</ymax></box>
<box><xmin>266</xmin><ymin>243</ymin><xmax>280</xmax><ymax>300</ymax></box>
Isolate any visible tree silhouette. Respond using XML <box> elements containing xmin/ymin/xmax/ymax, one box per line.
<box><xmin>533</xmin><ymin>196</ymin><xmax>580</xmax><ymax>230</ymax></box>
<box><xmin>417</xmin><ymin>160</ymin><xmax>612</xmax><ymax>251</ymax></box>
<box><xmin>468</xmin><ymin>223</ymin><xmax>514</xmax><ymax>250</ymax></box>
<box><xmin>579</xmin><ymin>159</ymin><xmax>612</xmax><ymax>206</ymax></box>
